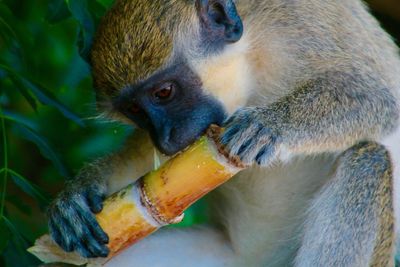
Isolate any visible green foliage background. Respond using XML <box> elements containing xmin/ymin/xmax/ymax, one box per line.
<box><xmin>0</xmin><ymin>1</ymin><xmax>122</xmax><ymax>266</ymax></box>
<box><xmin>0</xmin><ymin>0</ymin><xmax>399</xmax><ymax>266</ymax></box>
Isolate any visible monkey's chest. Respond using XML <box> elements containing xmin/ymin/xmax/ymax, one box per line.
<box><xmin>211</xmin><ymin>154</ymin><xmax>337</xmax><ymax>266</ymax></box>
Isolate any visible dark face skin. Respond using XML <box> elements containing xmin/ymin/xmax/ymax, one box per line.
<box><xmin>114</xmin><ymin>0</ymin><xmax>243</xmax><ymax>155</ymax></box>
<box><xmin>113</xmin><ymin>61</ymin><xmax>227</xmax><ymax>155</ymax></box>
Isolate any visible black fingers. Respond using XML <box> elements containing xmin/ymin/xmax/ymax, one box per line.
<box><xmin>74</xmin><ymin>202</ymin><xmax>109</xmax><ymax>245</ymax></box>
<box><xmin>86</xmin><ymin>187</ymin><xmax>106</xmax><ymax>214</ymax></box>
<box><xmin>47</xmin><ymin>189</ymin><xmax>109</xmax><ymax>258</ymax></box>
<box><xmin>48</xmin><ymin>201</ymin><xmax>81</xmax><ymax>253</ymax></box>
<box><xmin>48</xmin><ymin>218</ymin><xmax>72</xmax><ymax>252</ymax></box>
<box><xmin>221</xmin><ymin>109</ymin><xmax>277</xmax><ymax>166</ymax></box>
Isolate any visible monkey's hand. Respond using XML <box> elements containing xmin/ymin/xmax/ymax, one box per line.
<box><xmin>221</xmin><ymin>107</ymin><xmax>283</xmax><ymax>166</ymax></box>
<box><xmin>47</xmin><ymin>178</ymin><xmax>110</xmax><ymax>258</ymax></box>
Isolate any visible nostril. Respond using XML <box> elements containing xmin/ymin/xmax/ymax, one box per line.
<box><xmin>225</xmin><ymin>23</ymin><xmax>242</xmax><ymax>42</ymax></box>
<box><xmin>155</xmin><ymin>127</ymin><xmax>180</xmax><ymax>156</ymax></box>
<box><xmin>169</xmin><ymin>127</ymin><xmax>177</xmax><ymax>141</ymax></box>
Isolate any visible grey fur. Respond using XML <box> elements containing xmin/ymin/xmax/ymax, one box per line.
<box><xmin>294</xmin><ymin>142</ymin><xmax>394</xmax><ymax>267</ymax></box>
<box><xmin>47</xmin><ymin>0</ymin><xmax>400</xmax><ymax>265</ymax></box>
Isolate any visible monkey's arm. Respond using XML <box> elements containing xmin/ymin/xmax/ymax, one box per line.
<box><xmin>221</xmin><ymin>70</ymin><xmax>399</xmax><ymax>165</ymax></box>
<box><xmin>47</xmin><ymin>129</ymin><xmax>156</xmax><ymax>258</ymax></box>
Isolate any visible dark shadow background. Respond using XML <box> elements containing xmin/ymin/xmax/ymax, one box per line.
<box><xmin>0</xmin><ymin>0</ymin><xmax>399</xmax><ymax>266</ymax></box>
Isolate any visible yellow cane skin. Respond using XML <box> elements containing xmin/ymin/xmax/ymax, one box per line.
<box><xmin>142</xmin><ymin>136</ymin><xmax>236</xmax><ymax>223</ymax></box>
<box><xmin>96</xmin><ymin>184</ymin><xmax>157</xmax><ymax>256</ymax></box>
<box><xmin>91</xmin><ymin>127</ymin><xmax>242</xmax><ymax>257</ymax></box>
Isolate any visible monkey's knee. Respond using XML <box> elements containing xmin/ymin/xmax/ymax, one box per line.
<box><xmin>341</xmin><ymin>141</ymin><xmax>395</xmax><ymax>266</ymax></box>
<box><xmin>339</xmin><ymin>141</ymin><xmax>392</xmax><ymax>181</ymax></box>
<box><xmin>295</xmin><ymin>141</ymin><xmax>395</xmax><ymax>267</ymax></box>
<box><xmin>331</xmin><ymin>141</ymin><xmax>394</xmax><ymax>218</ymax></box>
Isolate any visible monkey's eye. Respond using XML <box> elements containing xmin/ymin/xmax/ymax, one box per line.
<box><xmin>151</xmin><ymin>83</ymin><xmax>175</xmax><ymax>103</ymax></box>
<box><xmin>130</xmin><ymin>103</ymin><xmax>141</xmax><ymax>114</ymax></box>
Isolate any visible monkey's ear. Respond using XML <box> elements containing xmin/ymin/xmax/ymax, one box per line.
<box><xmin>196</xmin><ymin>0</ymin><xmax>243</xmax><ymax>43</ymax></box>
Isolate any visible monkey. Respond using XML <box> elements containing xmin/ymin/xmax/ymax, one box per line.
<box><xmin>46</xmin><ymin>0</ymin><xmax>400</xmax><ymax>266</ymax></box>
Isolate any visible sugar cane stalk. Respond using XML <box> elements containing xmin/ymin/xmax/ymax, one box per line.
<box><xmin>28</xmin><ymin>125</ymin><xmax>245</xmax><ymax>266</ymax></box>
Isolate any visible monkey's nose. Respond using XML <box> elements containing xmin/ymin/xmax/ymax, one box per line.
<box><xmin>155</xmin><ymin>126</ymin><xmax>200</xmax><ymax>156</ymax></box>
<box><xmin>149</xmin><ymin>126</ymin><xmax>173</xmax><ymax>155</ymax></box>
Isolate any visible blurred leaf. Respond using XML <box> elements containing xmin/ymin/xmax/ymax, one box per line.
<box><xmin>0</xmin><ymin>7</ymin><xmax>16</xmax><ymax>37</ymax></box>
<box><xmin>0</xmin><ymin>218</ymin><xmax>11</xmax><ymax>253</ymax></box>
<box><xmin>0</xmin><ymin>15</ymin><xmax>16</xmax><ymax>47</ymax></box>
<box><xmin>2</xmin><ymin>217</ymin><xmax>39</xmax><ymax>267</ymax></box>
<box><xmin>0</xmin><ymin>64</ymin><xmax>85</xmax><ymax>126</ymax></box>
<box><xmin>67</xmin><ymin>0</ymin><xmax>95</xmax><ymax>61</ymax></box>
<box><xmin>9</xmin><ymin>170</ymin><xmax>50</xmax><ymax>206</ymax></box>
<box><xmin>88</xmin><ymin>1</ymin><xmax>108</xmax><ymax>20</ymax></box>
<box><xmin>9</xmin><ymin>76</ymin><xmax>37</xmax><ymax>111</ymax></box>
<box><xmin>0</xmin><ymin>3</ymin><xmax>24</xmax><ymax>69</ymax></box>
<box><xmin>18</xmin><ymin>78</ymin><xmax>85</xmax><ymax>127</ymax></box>
<box><xmin>46</xmin><ymin>0</ymin><xmax>71</xmax><ymax>24</ymax></box>
<box><xmin>1</xmin><ymin>110</ymin><xmax>39</xmax><ymax>131</ymax></box>
<box><xmin>96</xmin><ymin>0</ymin><xmax>114</xmax><ymax>9</ymax></box>
<box><xmin>67</xmin><ymin>0</ymin><xmax>94</xmax><ymax>32</ymax></box>
<box><xmin>3</xmin><ymin>216</ymin><xmax>29</xmax><ymax>247</ymax></box>
<box><xmin>0</xmin><ymin>3</ymin><xmax>20</xmax><ymax>49</ymax></box>
<box><xmin>3</xmin><ymin>241</ymin><xmax>35</xmax><ymax>267</ymax></box>
<box><xmin>6</xmin><ymin>195</ymin><xmax>32</xmax><ymax>215</ymax></box>
<box><xmin>14</xmin><ymin>124</ymin><xmax>70</xmax><ymax>178</ymax></box>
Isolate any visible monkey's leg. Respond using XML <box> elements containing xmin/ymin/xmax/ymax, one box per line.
<box><xmin>294</xmin><ymin>141</ymin><xmax>395</xmax><ymax>267</ymax></box>
<box><xmin>104</xmin><ymin>226</ymin><xmax>236</xmax><ymax>267</ymax></box>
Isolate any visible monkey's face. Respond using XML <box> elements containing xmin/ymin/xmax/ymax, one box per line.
<box><xmin>112</xmin><ymin>61</ymin><xmax>227</xmax><ymax>155</ymax></box>
<box><xmin>91</xmin><ymin>0</ymin><xmax>248</xmax><ymax>155</ymax></box>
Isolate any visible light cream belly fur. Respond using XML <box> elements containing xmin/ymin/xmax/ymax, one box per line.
<box><xmin>211</xmin><ymin>154</ymin><xmax>337</xmax><ymax>267</ymax></box>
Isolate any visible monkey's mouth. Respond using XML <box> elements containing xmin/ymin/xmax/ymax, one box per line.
<box><xmin>152</xmin><ymin>116</ymin><xmax>226</xmax><ymax>156</ymax></box>
<box><xmin>152</xmin><ymin>126</ymin><xmax>207</xmax><ymax>156</ymax></box>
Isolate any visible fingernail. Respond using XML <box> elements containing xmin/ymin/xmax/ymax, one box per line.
<box><xmin>101</xmin><ymin>247</ymin><xmax>110</xmax><ymax>257</ymax></box>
